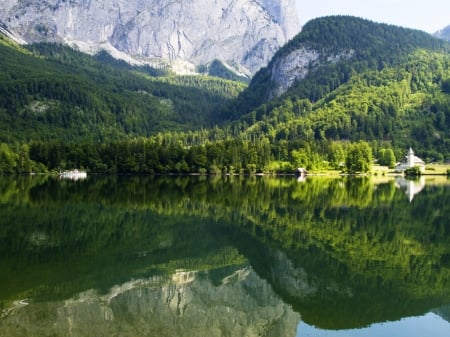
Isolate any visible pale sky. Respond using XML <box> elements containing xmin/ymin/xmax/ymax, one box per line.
<box><xmin>295</xmin><ymin>0</ymin><xmax>450</xmax><ymax>34</ymax></box>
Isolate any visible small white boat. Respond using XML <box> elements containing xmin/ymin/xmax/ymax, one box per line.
<box><xmin>59</xmin><ymin>169</ymin><xmax>87</xmax><ymax>180</ymax></box>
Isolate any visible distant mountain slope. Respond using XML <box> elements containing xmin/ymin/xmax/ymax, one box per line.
<box><xmin>435</xmin><ymin>25</ymin><xmax>450</xmax><ymax>42</ymax></box>
<box><xmin>0</xmin><ymin>0</ymin><xmax>299</xmax><ymax>76</ymax></box>
<box><xmin>0</xmin><ymin>37</ymin><xmax>245</xmax><ymax>143</ymax></box>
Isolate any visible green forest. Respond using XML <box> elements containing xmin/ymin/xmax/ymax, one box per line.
<box><xmin>2</xmin><ymin>16</ymin><xmax>450</xmax><ymax>174</ymax></box>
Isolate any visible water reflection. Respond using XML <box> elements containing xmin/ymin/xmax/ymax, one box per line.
<box><xmin>395</xmin><ymin>176</ymin><xmax>426</xmax><ymax>202</ymax></box>
<box><xmin>0</xmin><ymin>175</ymin><xmax>450</xmax><ymax>336</ymax></box>
<box><xmin>1</xmin><ymin>265</ymin><xmax>300</xmax><ymax>337</ymax></box>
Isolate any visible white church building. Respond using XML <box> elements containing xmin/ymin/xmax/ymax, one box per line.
<box><xmin>394</xmin><ymin>148</ymin><xmax>425</xmax><ymax>173</ymax></box>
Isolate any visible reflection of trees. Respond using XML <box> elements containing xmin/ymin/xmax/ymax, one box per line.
<box><xmin>0</xmin><ymin>175</ymin><xmax>48</xmax><ymax>204</ymax></box>
<box><xmin>1</xmin><ymin>176</ymin><xmax>450</xmax><ymax>330</ymax></box>
<box><xmin>0</xmin><ymin>180</ymin><xmax>247</xmax><ymax>306</ymax></box>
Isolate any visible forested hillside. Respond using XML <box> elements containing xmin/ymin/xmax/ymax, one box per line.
<box><xmin>218</xmin><ymin>17</ymin><xmax>450</xmax><ymax>164</ymax></box>
<box><xmin>2</xmin><ymin>16</ymin><xmax>450</xmax><ymax>174</ymax></box>
<box><xmin>233</xmin><ymin>50</ymin><xmax>450</xmax><ymax>159</ymax></box>
<box><xmin>0</xmin><ymin>36</ymin><xmax>245</xmax><ymax>143</ymax></box>
<box><xmin>234</xmin><ymin>16</ymin><xmax>449</xmax><ymax>115</ymax></box>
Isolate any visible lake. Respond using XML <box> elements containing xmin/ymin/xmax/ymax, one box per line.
<box><xmin>1</xmin><ymin>175</ymin><xmax>450</xmax><ymax>337</ymax></box>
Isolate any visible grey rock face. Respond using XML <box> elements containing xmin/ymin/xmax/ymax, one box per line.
<box><xmin>0</xmin><ymin>19</ymin><xmax>26</xmax><ymax>44</ymax></box>
<box><xmin>270</xmin><ymin>47</ymin><xmax>320</xmax><ymax>98</ymax></box>
<box><xmin>269</xmin><ymin>48</ymin><xmax>355</xmax><ymax>98</ymax></box>
<box><xmin>0</xmin><ymin>0</ymin><xmax>300</xmax><ymax>75</ymax></box>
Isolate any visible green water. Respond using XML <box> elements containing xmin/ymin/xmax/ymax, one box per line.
<box><xmin>0</xmin><ymin>175</ymin><xmax>449</xmax><ymax>336</ymax></box>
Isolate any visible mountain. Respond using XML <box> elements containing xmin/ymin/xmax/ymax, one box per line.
<box><xmin>2</xmin><ymin>16</ymin><xmax>450</xmax><ymax>173</ymax></box>
<box><xmin>435</xmin><ymin>25</ymin><xmax>450</xmax><ymax>42</ymax></box>
<box><xmin>217</xmin><ymin>16</ymin><xmax>450</xmax><ymax>160</ymax></box>
<box><xmin>239</xmin><ymin>16</ymin><xmax>448</xmax><ymax>109</ymax></box>
<box><xmin>0</xmin><ymin>0</ymin><xmax>299</xmax><ymax>76</ymax></box>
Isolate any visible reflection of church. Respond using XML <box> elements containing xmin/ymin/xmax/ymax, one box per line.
<box><xmin>395</xmin><ymin>176</ymin><xmax>426</xmax><ymax>202</ymax></box>
<box><xmin>395</xmin><ymin>148</ymin><xmax>425</xmax><ymax>173</ymax></box>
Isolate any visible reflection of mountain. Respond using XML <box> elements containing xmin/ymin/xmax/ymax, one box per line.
<box><xmin>0</xmin><ymin>266</ymin><xmax>299</xmax><ymax>337</ymax></box>
<box><xmin>240</xmin><ymin>241</ymin><xmax>450</xmax><ymax>330</ymax></box>
<box><xmin>1</xmin><ymin>176</ymin><xmax>450</xmax><ymax>334</ymax></box>
<box><xmin>395</xmin><ymin>176</ymin><xmax>426</xmax><ymax>202</ymax></box>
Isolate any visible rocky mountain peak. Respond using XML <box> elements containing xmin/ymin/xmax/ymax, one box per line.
<box><xmin>0</xmin><ymin>0</ymin><xmax>300</xmax><ymax>76</ymax></box>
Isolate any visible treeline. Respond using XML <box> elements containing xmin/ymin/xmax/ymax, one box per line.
<box><xmin>0</xmin><ymin>143</ymin><xmax>46</xmax><ymax>174</ymax></box>
<box><xmin>0</xmin><ymin>136</ymin><xmax>382</xmax><ymax>175</ymax></box>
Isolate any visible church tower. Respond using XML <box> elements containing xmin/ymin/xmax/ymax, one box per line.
<box><xmin>407</xmin><ymin>147</ymin><xmax>415</xmax><ymax>167</ymax></box>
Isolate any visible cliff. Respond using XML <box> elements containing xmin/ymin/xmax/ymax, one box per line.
<box><xmin>0</xmin><ymin>0</ymin><xmax>300</xmax><ymax>75</ymax></box>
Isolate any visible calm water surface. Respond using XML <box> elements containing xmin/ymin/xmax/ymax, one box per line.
<box><xmin>0</xmin><ymin>175</ymin><xmax>449</xmax><ymax>336</ymax></box>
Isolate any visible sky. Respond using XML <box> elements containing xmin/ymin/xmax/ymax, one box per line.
<box><xmin>295</xmin><ymin>0</ymin><xmax>450</xmax><ymax>34</ymax></box>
